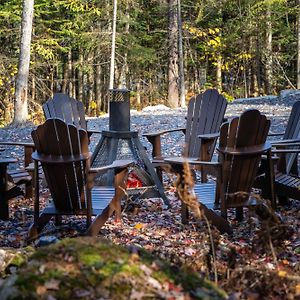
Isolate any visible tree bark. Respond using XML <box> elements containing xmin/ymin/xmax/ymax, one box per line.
<box><xmin>109</xmin><ymin>0</ymin><xmax>117</xmax><ymax>89</ymax></box>
<box><xmin>13</xmin><ymin>0</ymin><xmax>34</xmax><ymax>125</ymax></box>
<box><xmin>95</xmin><ymin>48</ymin><xmax>102</xmax><ymax>115</ymax></box>
<box><xmin>216</xmin><ymin>56</ymin><xmax>222</xmax><ymax>91</ymax></box>
<box><xmin>167</xmin><ymin>0</ymin><xmax>179</xmax><ymax>108</ymax></box>
<box><xmin>265</xmin><ymin>3</ymin><xmax>273</xmax><ymax>94</ymax></box>
<box><xmin>177</xmin><ymin>0</ymin><xmax>186</xmax><ymax>107</ymax></box>
<box><xmin>78</xmin><ymin>48</ymin><xmax>84</xmax><ymax>102</ymax></box>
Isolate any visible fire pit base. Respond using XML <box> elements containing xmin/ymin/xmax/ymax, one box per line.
<box><xmin>91</xmin><ymin>130</ymin><xmax>170</xmax><ymax>207</ymax></box>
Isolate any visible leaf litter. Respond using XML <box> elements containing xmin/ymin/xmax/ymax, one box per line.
<box><xmin>0</xmin><ymin>96</ymin><xmax>300</xmax><ymax>299</ymax></box>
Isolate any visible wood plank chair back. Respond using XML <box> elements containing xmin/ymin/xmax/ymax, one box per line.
<box><xmin>32</xmin><ymin>118</ymin><xmax>90</xmax><ymax>214</ymax></box>
<box><xmin>43</xmin><ymin>93</ymin><xmax>87</xmax><ymax>131</ymax></box>
<box><xmin>185</xmin><ymin>89</ymin><xmax>227</xmax><ymax>159</ymax></box>
<box><xmin>30</xmin><ymin>118</ymin><xmax>130</xmax><ymax>239</ymax></box>
<box><xmin>219</xmin><ymin>109</ymin><xmax>270</xmax><ymax>217</ymax></box>
<box><xmin>277</xmin><ymin>100</ymin><xmax>300</xmax><ymax>174</ymax></box>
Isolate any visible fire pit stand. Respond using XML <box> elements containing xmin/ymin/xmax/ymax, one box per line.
<box><xmin>91</xmin><ymin>89</ymin><xmax>170</xmax><ymax>207</ymax></box>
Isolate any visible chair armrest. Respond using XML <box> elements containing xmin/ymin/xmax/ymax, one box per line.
<box><xmin>0</xmin><ymin>141</ymin><xmax>35</xmax><ymax>167</ymax></box>
<box><xmin>198</xmin><ymin>132</ymin><xmax>219</xmax><ymax>140</ymax></box>
<box><xmin>0</xmin><ymin>141</ymin><xmax>35</xmax><ymax>148</ymax></box>
<box><xmin>143</xmin><ymin>127</ymin><xmax>186</xmax><ymax>138</ymax></box>
<box><xmin>143</xmin><ymin>128</ymin><xmax>186</xmax><ymax>158</ymax></box>
<box><xmin>272</xmin><ymin>149</ymin><xmax>300</xmax><ymax>154</ymax></box>
<box><xmin>271</xmin><ymin>138</ymin><xmax>300</xmax><ymax>145</ymax></box>
<box><xmin>89</xmin><ymin>159</ymin><xmax>134</xmax><ymax>174</ymax></box>
<box><xmin>272</xmin><ymin>141</ymin><xmax>300</xmax><ymax>148</ymax></box>
<box><xmin>268</xmin><ymin>132</ymin><xmax>284</xmax><ymax>136</ymax></box>
<box><xmin>32</xmin><ymin>152</ymin><xmax>91</xmax><ymax>163</ymax></box>
<box><xmin>218</xmin><ymin>143</ymin><xmax>271</xmax><ymax>156</ymax></box>
<box><xmin>165</xmin><ymin>156</ymin><xmax>221</xmax><ymax>167</ymax></box>
<box><xmin>87</xmin><ymin>130</ymin><xmax>101</xmax><ymax>135</ymax></box>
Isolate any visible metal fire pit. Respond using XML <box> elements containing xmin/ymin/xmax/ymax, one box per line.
<box><xmin>91</xmin><ymin>89</ymin><xmax>169</xmax><ymax>206</ymax></box>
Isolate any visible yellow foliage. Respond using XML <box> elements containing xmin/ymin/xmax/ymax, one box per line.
<box><xmin>134</xmin><ymin>223</ymin><xmax>145</xmax><ymax>230</ymax></box>
<box><xmin>90</xmin><ymin>100</ymin><xmax>97</xmax><ymax>110</ymax></box>
<box><xmin>277</xmin><ymin>270</ymin><xmax>287</xmax><ymax>277</ymax></box>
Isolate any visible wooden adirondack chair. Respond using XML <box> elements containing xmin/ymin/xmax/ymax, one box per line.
<box><xmin>0</xmin><ymin>141</ymin><xmax>35</xmax><ymax>199</ymax></box>
<box><xmin>43</xmin><ymin>93</ymin><xmax>101</xmax><ymax>139</ymax></box>
<box><xmin>143</xmin><ymin>89</ymin><xmax>227</xmax><ymax>182</ymax></box>
<box><xmin>259</xmin><ymin>100</ymin><xmax>300</xmax><ymax>204</ymax></box>
<box><xmin>166</xmin><ymin>109</ymin><xmax>274</xmax><ymax>225</ymax></box>
<box><xmin>29</xmin><ymin>118</ymin><xmax>132</xmax><ymax>239</ymax></box>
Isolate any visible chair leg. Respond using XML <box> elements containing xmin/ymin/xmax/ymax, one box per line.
<box><xmin>181</xmin><ymin>203</ymin><xmax>189</xmax><ymax>224</ymax></box>
<box><xmin>86</xmin><ymin>205</ymin><xmax>114</xmax><ymax>236</ymax></box>
<box><xmin>236</xmin><ymin>207</ymin><xmax>243</xmax><ymax>221</ymax></box>
<box><xmin>55</xmin><ymin>215</ymin><xmax>62</xmax><ymax>226</ymax></box>
<box><xmin>156</xmin><ymin>166</ymin><xmax>163</xmax><ymax>183</ymax></box>
<box><xmin>113</xmin><ymin>167</ymin><xmax>129</xmax><ymax>222</ymax></box>
<box><xmin>28</xmin><ymin>214</ymin><xmax>53</xmax><ymax>240</ymax></box>
<box><xmin>278</xmin><ymin>195</ymin><xmax>289</xmax><ymax>206</ymax></box>
<box><xmin>25</xmin><ymin>181</ymin><xmax>33</xmax><ymax>199</ymax></box>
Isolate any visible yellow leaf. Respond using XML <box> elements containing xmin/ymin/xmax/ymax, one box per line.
<box><xmin>134</xmin><ymin>223</ymin><xmax>145</xmax><ymax>230</ymax></box>
<box><xmin>278</xmin><ymin>270</ymin><xmax>287</xmax><ymax>277</ymax></box>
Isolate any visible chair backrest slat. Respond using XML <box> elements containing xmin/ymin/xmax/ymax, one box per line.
<box><xmin>279</xmin><ymin>100</ymin><xmax>300</xmax><ymax>174</ymax></box>
<box><xmin>43</xmin><ymin>93</ymin><xmax>87</xmax><ymax>131</ymax></box>
<box><xmin>32</xmin><ymin>119</ymin><xmax>89</xmax><ymax>212</ymax></box>
<box><xmin>220</xmin><ymin>110</ymin><xmax>270</xmax><ymax>207</ymax></box>
<box><xmin>185</xmin><ymin>89</ymin><xmax>227</xmax><ymax>158</ymax></box>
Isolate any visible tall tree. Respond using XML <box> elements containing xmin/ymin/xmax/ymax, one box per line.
<box><xmin>13</xmin><ymin>0</ymin><xmax>34</xmax><ymax>125</ymax></box>
<box><xmin>168</xmin><ymin>0</ymin><xmax>179</xmax><ymax>108</ymax></box>
<box><xmin>265</xmin><ymin>1</ymin><xmax>273</xmax><ymax>94</ymax></box>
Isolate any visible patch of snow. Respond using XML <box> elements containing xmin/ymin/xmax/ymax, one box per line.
<box><xmin>142</xmin><ymin>105</ymin><xmax>171</xmax><ymax>112</ymax></box>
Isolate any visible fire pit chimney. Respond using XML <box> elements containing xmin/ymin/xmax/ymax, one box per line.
<box><xmin>109</xmin><ymin>88</ymin><xmax>130</xmax><ymax>131</ymax></box>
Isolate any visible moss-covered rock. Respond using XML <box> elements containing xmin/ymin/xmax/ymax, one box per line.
<box><xmin>0</xmin><ymin>237</ymin><xmax>227</xmax><ymax>300</ymax></box>
<box><xmin>0</xmin><ymin>247</ymin><xmax>34</xmax><ymax>275</ymax></box>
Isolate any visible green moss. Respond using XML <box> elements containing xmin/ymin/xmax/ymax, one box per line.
<box><xmin>0</xmin><ymin>238</ymin><xmax>227</xmax><ymax>300</ymax></box>
<box><xmin>78</xmin><ymin>248</ymin><xmax>103</xmax><ymax>266</ymax></box>
<box><xmin>9</xmin><ymin>253</ymin><xmax>25</xmax><ymax>267</ymax></box>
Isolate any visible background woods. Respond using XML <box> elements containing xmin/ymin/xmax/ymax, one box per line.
<box><xmin>0</xmin><ymin>0</ymin><xmax>299</xmax><ymax>124</ymax></box>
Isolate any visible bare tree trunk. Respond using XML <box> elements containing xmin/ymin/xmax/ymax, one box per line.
<box><xmin>95</xmin><ymin>48</ymin><xmax>102</xmax><ymax>115</ymax></box>
<box><xmin>167</xmin><ymin>0</ymin><xmax>179</xmax><ymax>108</ymax></box>
<box><xmin>13</xmin><ymin>0</ymin><xmax>34</xmax><ymax>125</ymax></box>
<box><xmin>177</xmin><ymin>0</ymin><xmax>185</xmax><ymax>107</ymax></box>
<box><xmin>78</xmin><ymin>48</ymin><xmax>84</xmax><ymax>102</ymax></box>
<box><xmin>62</xmin><ymin>59</ymin><xmax>68</xmax><ymax>93</ymax></box>
<box><xmin>109</xmin><ymin>0</ymin><xmax>117</xmax><ymax>89</ymax></box>
<box><xmin>136</xmin><ymin>79</ymin><xmax>141</xmax><ymax>110</ymax></box>
<box><xmin>216</xmin><ymin>56</ymin><xmax>222</xmax><ymax>91</ymax></box>
<box><xmin>265</xmin><ymin>4</ymin><xmax>273</xmax><ymax>94</ymax></box>
<box><xmin>68</xmin><ymin>50</ymin><xmax>73</xmax><ymax>96</ymax></box>
<box><xmin>119</xmin><ymin>1</ymin><xmax>129</xmax><ymax>88</ymax></box>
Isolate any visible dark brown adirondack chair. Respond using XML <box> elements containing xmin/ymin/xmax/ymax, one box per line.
<box><xmin>143</xmin><ymin>89</ymin><xmax>227</xmax><ymax>182</ymax></box>
<box><xmin>166</xmin><ymin>109</ymin><xmax>274</xmax><ymax>225</ymax></box>
<box><xmin>0</xmin><ymin>141</ymin><xmax>35</xmax><ymax>199</ymax></box>
<box><xmin>29</xmin><ymin>118</ymin><xmax>132</xmax><ymax>239</ymax></box>
<box><xmin>43</xmin><ymin>93</ymin><xmax>101</xmax><ymax>139</ymax></box>
<box><xmin>261</xmin><ymin>100</ymin><xmax>300</xmax><ymax>204</ymax></box>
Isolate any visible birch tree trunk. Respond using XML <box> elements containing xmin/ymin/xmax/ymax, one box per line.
<box><xmin>167</xmin><ymin>0</ymin><xmax>179</xmax><ymax>108</ymax></box>
<box><xmin>13</xmin><ymin>0</ymin><xmax>34</xmax><ymax>125</ymax></box>
<box><xmin>177</xmin><ymin>0</ymin><xmax>186</xmax><ymax>108</ymax></box>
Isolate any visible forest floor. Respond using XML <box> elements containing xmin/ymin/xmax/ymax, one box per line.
<box><xmin>0</xmin><ymin>95</ymin><xmax>300</xmax><ymax>299</ymax></box>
